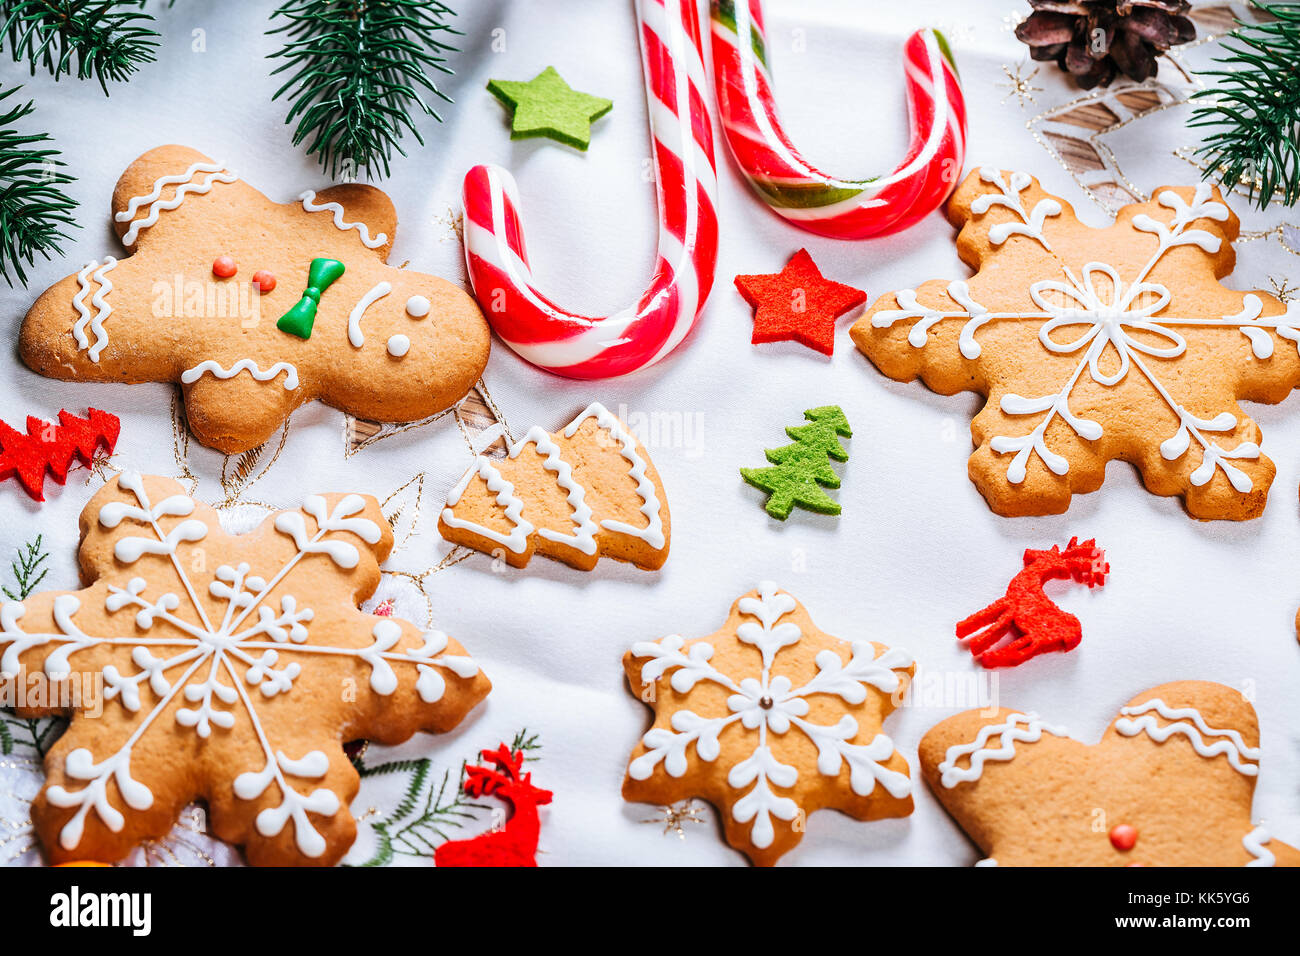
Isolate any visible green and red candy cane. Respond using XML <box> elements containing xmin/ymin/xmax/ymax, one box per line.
<box><xmin>710</xmin><ymin>0</ymin><xmax>968</xmax><ymax>238</ymax></box>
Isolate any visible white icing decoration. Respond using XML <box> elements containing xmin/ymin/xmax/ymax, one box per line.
<box><xmin>938</xmin><ymin>712</ymin><xmax>1069</xmax><ymax>788</ymax></box>
<box><xmin>347</xmin><ymin>281</ymin><xmax>392</xmax><ymax>348</ymax></box>
<box><xmin>1243</xmin><ymin>825</ymin><xmax>1274</xmax><ymax>867</ymax></box>
<box><xmin>386</xmin><ymin>334</ymin><xmax>410</xmax><ymax>357</ymax></box>
<box><xmin>628</xmin><ymin>582</ymin><xmax>913</xmax><ymax>849</ymax></box>
<box><xmin>405</xmin><ymin>295</ymin><xmax>430</xmax><ymax>318</ymax></box>
<box><xmin>298</xmin><ymin>189</ymin><xmax>387</xmax><ymax>248</ymax></box>
<box><xmin>181</xmin><ymin>359</ymin><xmax>299</xmax><ymax>391</ymax></box>
<box><xmin>1114</xmin><ymin>698</ymin><xmax>1260</xmax><ymax>776</ymax></box>
<box><xmin>441</xmin><ymin>458</ymin><xmax>534</xmax><ymax>554</ymax></box>
<box><xmin>972</xmin><ymin>167</ymin><xmax>1061</xmax><ymax>250</ymax></box>
<box><xmin>0</xmin><ymin>473</ymin><xmax>475</xmax><ymax>857</ymax></box>
<box><xmin>116</xmin><ymin>162</ymin><xmax>238</xmax><ymax>246</ymax></box>
<box><xmin>975</xmin><ymin>858</ymin><xmax>998</xmax><ymax>867</ymax></box>
<box><xmin>877</xmin><ymin>173</ymin><xmax>1270</xmax><ymax>493</ymax></box>
<box><xmin>563</xmin><ymin>402</ymin><xmax>665</xmax><ymax>549</ymax></box>
<box><xmin>441</xmin><ymin>401</ymin><xmax>663</xmax><ymax>559</ymax></box>
<box><xmin>71</xmin><ymin>257</ymin><xmax>117</xmax><ymax>362</ymax></box>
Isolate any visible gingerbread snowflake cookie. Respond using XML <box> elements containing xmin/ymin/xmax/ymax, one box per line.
<box><xmin>919</xmin><ymin>681</ymin><xmax>1299</xmax><ymax>867</ymax></box>
<box><xmin>851</xmin><ymin>167</ymin><xmax>1300</xmax><ymax>519</ymax></box>
<box><xmin>623</xmin><ymin>583</ymin><xmax>913</xmax><ymax>865</ymax></box>
<box><xmin>439</xmin><ymin>402</ymin><xmax>669</xmax><ymax>571</ymax></box>
<box><xmin>20</xmin><ymin>145</ymin><xmax>490</xmax><ymax>454</ymax></box>
<box><xmin>0</xmin><ymin>473</ymin><xmax>490</xmax><ymax>865</ymax></box>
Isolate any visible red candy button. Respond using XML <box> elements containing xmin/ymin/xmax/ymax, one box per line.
<box><xmin>212</xmin><ymin>255</ymin><xmax>237</xmax><ymax>278</ymax></box>
<box><xmin>1109</xmin><ymin>824</ymin><xmax>1138</xmax><ymax>851</ymax></box>
<box><xmin>252</xmin><ymin>270</ymin><xmax>276</xmax><ymax>293</ymax></box>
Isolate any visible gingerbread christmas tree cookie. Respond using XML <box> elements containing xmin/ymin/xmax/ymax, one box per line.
<box><xmin>623</xmin><ymin>582</ymin><xmax>914</xmax><ymax>866</ymax></box>
<box><xmin>919</xmin><ymin>681</ymin><xmax>1300</xmax><ymax>867</ymax></box>
<box><xmin>0</xmin><ymin>473</ymin><xmax>490</xmax><ymax>866</ymax></box>
<box><xmin>20</xmin><ymin>145</ymin><xmax>491</xmax><ymax>454</ymax></box>
<box><xmin>851</xmin><ymin>167</ymin><xmax>1300</xmax><ymax>519</ymax></box>
<box><xmin>439</xmin><ymin>402</ymin><xmax>669</xmax><ymax>571</ymax></box>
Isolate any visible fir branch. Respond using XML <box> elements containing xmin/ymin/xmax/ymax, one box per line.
<box><xmin>0</xmin><ymin>88</ymin><xmax>76</xmax><ymax>286</ymax></box>
<box><xmin>0</xmin><ymin>718</ymin><xmax>11</xmax><ymax>755</ymax></box>
<box><xmin>1191</xmin><ymin>2</ymin><xmax>1300</xmax><ymax>208</ymax></box>
<box><xmin>0</xmin><ymin>715</ymin><xmax>63</xmax><ymax>756</ymax></box>
<box><xmin>267</xmin><ymin>0</ymin><xmax>458</xmax><ymax>179</ymax></box>
<box><xmin>511</xmin><ymin>726</ymin><xmax>541</xmax><ymax>759</ymax></box>
<box><xmin>2</xmin><ymin>534</ymin><xmax>49</xmax><ymax>601</ymax></box>
<box><xmin>0</xmin><ymin>1</ymin><xmax>160</xmax><ymax>93</ymax></box>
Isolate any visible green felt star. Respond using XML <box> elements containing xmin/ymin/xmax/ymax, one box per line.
<box><xmin>487</xmin><ymin>66</ymin><xmax>612</xmax><ymax>151</ymax></box>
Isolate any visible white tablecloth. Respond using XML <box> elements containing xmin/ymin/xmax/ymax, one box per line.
<box><xmin>2</xmin><ymin>0</ymin><xmax>1298</xmax><ymax>866</ymax></box>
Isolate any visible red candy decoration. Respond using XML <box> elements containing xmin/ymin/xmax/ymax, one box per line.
<box><xmin>734</xmin><ymin>249</ymin><xmax>867</xmax><ymax>357</ymax></box>
<box><xmin>1110</xmin><ymin>824</ymin><xmax>1138</xmax><ymax>851</ymax></box>
<box><xmin>0</xmin><ymin>408</ymin><xmax>120</xmax><ymax>502</ymax></box>
<box><xmin>434</xmin><ymin>744</ymin><xmax>551</xmax><ymax>867</ymax></box>
<box><xmin>956</xmin><ymin>537</ymin><xmax>1108</xmax><ymax>668</ymax></box>
<box><xmin>252</xmin><ymin>270</ymin><xmax>276</xmax><ymax>293</ymax></box>
<box><xmin>212</xmin><ymin>255</ymin><xmax>237</xmax><ymax>278</ymax></box>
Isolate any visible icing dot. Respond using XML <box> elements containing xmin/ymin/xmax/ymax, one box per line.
<box><xmin>405</xmin><ymin>295</ymin><xmax>430</xmax><ymax>318</ymax></box>
<box><xmin>387</xmin><ymin>334</ymin><xmax>410</xmax><ymax>357</ymax></box>
<box><xmin>212</xmin><ymin>255</ymin><xmax>237</xmax><ymax>278</ymax></box>
<box><xmin>1109</xmin><ymin>824</ymin><xmax>1138</xmax><ymax>851</ymax></box>
<box><xmin>252</xmin><ymin>270</ymin><xmax>276</xmax><ymax>293</ymax></box>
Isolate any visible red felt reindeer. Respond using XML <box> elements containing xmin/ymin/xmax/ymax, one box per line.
<box><xmin>957</xmin><ymin>537</ymin><xmax>1108</xmax><ymax>668</ymax></box>
<box><xmin>434</xmin><ymin>744</ymin><xmax>552</xmax><ymax>867</ymax></box>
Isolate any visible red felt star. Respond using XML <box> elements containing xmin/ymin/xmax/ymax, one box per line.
<box><xmin>0</xmin><ymin>408</ymin><xmax>120</xmax><ymax>501</ymax></box>
<box><xmin>734</xmin><ymin>249</ymin><xmax>867</xmax><ymax>356</ymax></box>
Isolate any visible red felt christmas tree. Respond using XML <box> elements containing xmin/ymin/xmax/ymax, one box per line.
<box><xmin>0</xmin><ymin>408</ymin><xmax>120</xmax><ymax>501</ymax></box>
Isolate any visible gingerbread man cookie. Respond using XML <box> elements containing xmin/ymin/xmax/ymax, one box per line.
<box><xmin>851</xmin><ymin>167</ymin><xmax>1300</xmax><ymax>519</ymax></box>
<box><xmin>439</xmin><ymin>402</ymin><xmax>669</xmax><ymax>571</ymax></box>
<box><xmin>20</xmin><ymin>145</ymin><xmax>490</xmax><ymax>453</ymax></box>
<box><xmin>623</xmin><ymin>582</ymin><xmax>913</xmax><ymax>866</ymax></box>
<box><xmin>919</xmin><ymin>681</ymin><xmax>1299</xmax><ymax>866</ymax></box>
<box><xmin>0</xmin><ymin>473</ymin><xmax>490</xmax><ymax>865</ymax></box>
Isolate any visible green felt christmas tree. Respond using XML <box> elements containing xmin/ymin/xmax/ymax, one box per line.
<box><xmin>741</xmin><ymin>405</ymin><xmax>852</xmax><ymax>520</ymax></box>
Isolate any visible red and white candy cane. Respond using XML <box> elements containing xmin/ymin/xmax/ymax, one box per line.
<box><xmin>463</xmin><ymin>0</ymin><xmax>719</xmax><ymax>379</ymax></box>
<box><xmin>710</xmin><ymin>0</ymin><xmax>968</xmax><ymax>239</ymax></box>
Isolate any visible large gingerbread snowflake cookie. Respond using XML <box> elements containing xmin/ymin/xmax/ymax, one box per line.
<box><xmin>919</xmin><ymin>681</ymin><xmax>1300</xmax><ymax>867</ymax></box>
<box><xmin>851</xmin><ymin>167</ymin><xmax>1300</xmax><ymax>519</ymax></box>
<box><xmin>0</xmin><ymin>473</ymin><xmax>490</xmax><ymax>865</ymax></box>
<box><xmin>20</xmin><ymin>145</ymin><xmax>490</xmax><ymax>454</ymax></box>
<box><xmin>623</xmin><ymin>582</ymin><xmax>914</xmax><ymax>866</ymax></box>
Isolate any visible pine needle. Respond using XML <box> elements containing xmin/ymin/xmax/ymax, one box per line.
<box><xmin>0</xmin><ymin>0</ymin><xmax>160</xmax><ymax>94</ymax></box>
<box><xmin>0</xmin><ymin>91</ymin><xmax>76</xmax><ymax>287</ymax></box>
<box><xmin>268</xmin><ymin>0</ymin><xmax>459</xmax><ymax>180</ymax></box>
<box><xmin>1191</xmin><ymin>2</ymin><xmax>1300</xmax><ymax>209</ymax></box>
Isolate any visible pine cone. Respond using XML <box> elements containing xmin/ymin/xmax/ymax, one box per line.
<box><xmin>1015</xmin><ymin>0</ymin><xmax>1196</xmax><ymax>89</ymax></box>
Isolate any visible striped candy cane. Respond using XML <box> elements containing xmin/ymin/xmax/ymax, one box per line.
<box><xmin>463</xmin><ymin>0</ymin><xmax>719</xmax><ymax>380</ymax></box>
<box><xmin>711</xmin><ymin>0</ymin><xmax>968</xmax><ymax>239</ymax></box>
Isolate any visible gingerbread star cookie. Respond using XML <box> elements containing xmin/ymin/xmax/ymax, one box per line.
<box><xmin>623</xmin><ymin>582</ymin><xmax>914</xmax><ymax>866</ymax></box>
<box><xmin>851</xmin><ymin>167</ymin><xmax>1300</xmax><ymax>519</ymax></box>
<box><xmin>20</xmin><ymin>145</ymin><xmax>491</xmax><ymax>453</ymax></box>
<box><xmin>0</xmin><ymin>473</ymin><xmax>490</xmax><ymax>866</ymax></box>
<box><xmin>919</xmin><ymin>681</ymin><xmax>1300</xmax><ymax>867</ymax></box>
<box><xmin>439</xmin><ymin>402</ymin><xmax>669</xmax><ymax>571</ymax></box>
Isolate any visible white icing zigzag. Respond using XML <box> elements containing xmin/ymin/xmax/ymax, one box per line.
<box><xmin>181</xmin><ymin>359</ymin><xmax>300</xmax><ymax>391</ymax></box>
<box><xmin>116</xmin><ymin>161</ymin><xmax>238</xmax><ymax>246</ymax></box>
<box><xmin>71</xmin><ymin>257</ymin><xmax>117</xmax><ymax>362</ymax></box>
<box><xmin>938</xmin><ymin>712</ymin><xmax>1069</xmax><ymax>788</ymax></box>
<box><xmin>299</xmin><ymin>190</ymin><xmax>388</xmax><ymax>249</ymax></box>
<box><xmin>1243</xmin><ymin>825</ymin><xmax>1275</xmax><ymax>867</ymax></box>
<box><xmin>1114</xmin><ymin>698</ymin><xmax>1260</xmax><ymax>776</ymax></box>
<box><xmin>441</xmin><ymin>402</ymin><xmax>664</xmax><ymax>557</ymax></box>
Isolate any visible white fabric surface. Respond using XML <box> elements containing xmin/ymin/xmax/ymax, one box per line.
<box><xmin>2</xmin><ymin>0</ymin><xmax>1299</xmax><ymax>866</ymax></box>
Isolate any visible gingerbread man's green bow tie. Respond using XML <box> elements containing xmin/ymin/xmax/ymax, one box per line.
<box><xmin>277</xmin><ymin>257</ymin><xmax>346</xmax><ymax>339</ymax></box>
